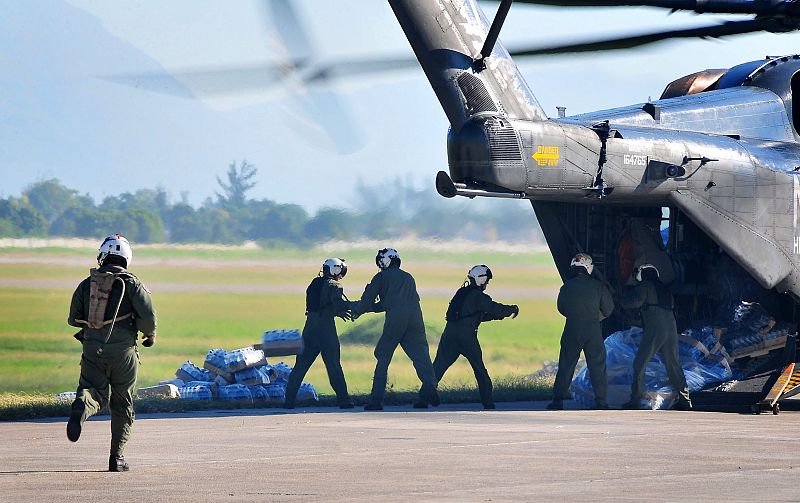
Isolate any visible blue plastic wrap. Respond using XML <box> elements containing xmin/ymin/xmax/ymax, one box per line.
<box><xmin>271</xmin><ymin>362</ymin><xmax>293</xmax><ymax>380</ymax></box>
<box><xmin>234</xmin><ymin>366</ymin><xmax>272</xmax><ymax>386</ymax></box>
<box><xmin>571</xmin><ymin>325</ymin><xmax>732</xmax><ymax>409</ymax></box>
<box><xmin>218</xmin><ymin>384</ymin><xmax>253</xmax><ymax>402</ymax></box>
<box><xmin>176</xmin><ymin>361</ymin><xmax>213</xmax><ymax>383</ymax></box>
<box><xmin>265</xmin><ymin>382</ymin><xmax>287</xmax><ymax>401</ymax></box>
<box><xmin>263</xmin><ymin>329</ymin><xmax>301</xmax><ymax>342</ymax></box>
<box><xmin>205</xmin><ymin>348</ymin><xmax>227</xmax><ymax>370</ymax></box>
<box><xmin>178</xmin><ymin>385</ymin><xmax>213</xmax><ymax>400</ymax></box>
<box><xmin>297</xmin><ymin>382</ymin><xmax>318</xmax><ymax>402</ymax></box>
<box><xmin>248</xmin><ymin>385</ymin><xmax>269</xmax><ymax>401</ymax></box>
<box><xmin>224</xmin><ymin>347</ymin><xmax>266</xmax><ymax>372</ymax></box>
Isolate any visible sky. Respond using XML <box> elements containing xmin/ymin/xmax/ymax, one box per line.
<box><xmin>2</xmin><ymin>0</ymin><xmax>800</xmax><ymax>212</ymax></box>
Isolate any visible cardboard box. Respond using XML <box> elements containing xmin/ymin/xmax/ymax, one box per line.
<box><xmin>254</xmin><ymin>339</ymin><xmax>304</xmax><ymax>357</ymax></box>
<box><xmin>203</xmin><ymin>361</ymin><xmax>234</xmax><ymax>383</ymax></box>
<box><xmin>137</xmin><ymin>384</ymin><xmax>179</xmax><ymax>399</ymax></box>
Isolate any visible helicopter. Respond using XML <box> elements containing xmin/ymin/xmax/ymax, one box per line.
<box><xmin>388</xmin><ymin>0</ymin><xmax>800</xmax><ymax>412</ymax></box>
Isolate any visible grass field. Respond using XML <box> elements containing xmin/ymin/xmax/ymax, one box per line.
<box><xmin>0</xmin><ymin>245</ymin><xmax>565</xmax><ymax>406</ymax></box>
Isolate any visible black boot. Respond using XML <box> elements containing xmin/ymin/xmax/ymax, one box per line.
<box><xmin>483</xmin><ymin>402</ymin><xmax>496</xmax><ymax>410</ymax></box>
<box><xmin>546</xmin><ymin>400</ymin><xmax>563</xmax><ymax>410</ymax></box>
<box><xmin>66</xmin><ymin>399</ymin><xmax>85</xmax><ymax>442</ymax></box>
<box><xmin>429</xmin><ymin>388</ymin><xmax>441</xmax><ymax>407</ymax></box>
<box><xmin>109</xmin><ymin>456</ymin><xmax>130</xmax><ymax>472</ymax></box>
<box><xmin>337</xmin><ymin>398</ymin><xmax>355</xmax><ymax>409</ymax></box>
<box><xmin>363</xmin><ymin>402</ymin><xmax>383</xmax><ymax>411</ymax></box>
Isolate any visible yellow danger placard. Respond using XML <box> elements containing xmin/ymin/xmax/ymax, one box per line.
<box><xmin>533</xmin><ymin>146</ymin><xmax>559</xmax><ymax>167</ymax></box>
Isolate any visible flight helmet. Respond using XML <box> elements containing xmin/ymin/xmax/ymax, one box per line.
<box><xmin>635</xmin><ymin>263</ymin><xmax>659</xmax><ymax>282</ymax></box>
<box><xmin>467</xmin><ymin>264</ymin><xmax>493</xmax><ymax>289</ymax></box>
<box><xmin>570</xmin><ymin>253</ymin><xmax>593</xmax><ymax>275</ymax></box>
<box><xmin>97</xmin><ymin>234</ymin><xmax>133</xmax><ymax>268</ymax></box>
<box><xmin>322</xmin><ymin>258</ymin><xmax>348</xmax><ymax>279</ymax></box>
<box><xmin>376</xmin><ymin>248</ymin><xmax>400</xmax><ymax>270</ymax></box>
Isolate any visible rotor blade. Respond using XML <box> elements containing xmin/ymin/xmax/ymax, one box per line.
<box><xmin>261</xmin><ymin>0</ymin><xmax>315</xmax><ymax>60</ymax></box>
<box><xmin>507</xmin><ymin>18</ymin><xmax>791</xmax><ymax>56</ymax></box>
<box><xmin>496</xmin><ymin>0</ymin><xmax>800</xmax><ymax>16</ymax></box>
<box><xmin>303</xmin><ymin>55</ymin><xmax>423</xmax><ymax>84</ymax></box>
<box><xmin>102</xmin><ymin>62</ymin><xmax>298</xmax><ymax>98</ymax></box>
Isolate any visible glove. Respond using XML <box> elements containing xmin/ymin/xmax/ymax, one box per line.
<box><xmin>73</xmin><ymin>330</ymin><xmax>85</xmax><ymax>343</ymax></box>
<box><xmin>338</xmin><ymin>310</ymin><xmax>355</xmax><ymax>322</ymax></box>
<box><xmin>510</xmin><ymin>305</ymin><xmax>519</xmax><ymax>319</ymax></box>
<box><xmin>142</xmin><ymin>334</ymin><xmax>156</xmax><ymax>347</ymax></box>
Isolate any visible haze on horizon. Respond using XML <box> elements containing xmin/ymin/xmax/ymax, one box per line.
<box><xmin>2</xmin><ymin>0</ymin><xmax>799</xmax><ymax>212</ymax></box>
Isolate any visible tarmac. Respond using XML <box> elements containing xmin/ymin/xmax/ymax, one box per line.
<box><xmin>1</xmin><ymin>401</ymin><xmax>798</xmax><ymax>502</ymax></box>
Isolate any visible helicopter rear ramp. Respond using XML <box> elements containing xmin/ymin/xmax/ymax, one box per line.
<box><xmin>692</xmin><ymin>335</ymin><xmax>800</xmax><ymax>413</ymax></box>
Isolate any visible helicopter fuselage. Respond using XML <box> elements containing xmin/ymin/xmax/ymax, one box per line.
<box><xmin>389</xmin><ymin>0</ymin><xmax>800</xmax><ymax>306</ymax></box>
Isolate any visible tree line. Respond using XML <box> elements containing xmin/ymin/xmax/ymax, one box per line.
<box><xmin>0</xmin><ymin>161</ymin><xmax>542</xmax><ymax>245</ymax></box>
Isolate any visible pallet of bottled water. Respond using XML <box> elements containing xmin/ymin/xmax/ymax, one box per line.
<box><xmin>256</xmin><ymin>329</ymin><xmax>304</xmax><ymax>356</ymax></box>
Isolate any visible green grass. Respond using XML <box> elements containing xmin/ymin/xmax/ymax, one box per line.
<box><xmin>0</xmin><ymin>244</ymin><xmax>555</xmax><ymax>267</ymax></box>
<box><xmin>0</xmin><ymin>246</ymin><xmax>564</xmax><ymax>418</ymax></box>
<box><xmin>0</xmin><ymin>376</ymin><xmax>554</xmax><ymax>421</ymax></box>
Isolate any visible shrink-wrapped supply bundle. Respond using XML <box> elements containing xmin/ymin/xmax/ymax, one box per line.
<box><xmin>715</xmin><ymin>301</ymin><xmax>792</xmax><ymax>361</ymax></box>
<box><xmin>258</xmin><ymin>329</ymin><xmax>303</xmax><ymax>356</ymax></box>
<box><xmin>178</xmin><ymin>384</ymin><xmax>213</xmax><ymax>400</ymax></box>
<box><xmin>137</xmin><ymin>384</ymin><xmax>179</xmax><ymax>399</ymax></box>
<box><xmin>264</xmin><ymin>383</ymin><xmax>287</xmax><ymax>403</ymax></box>
<box><xmin>571</xmin><ymin>326</ymin><xmax>732</xmax><ymax>409</ymax></box>
<box><xmin>151</xmin><ymin>344</ymin><xmax>318</xmax><ymax>406</ymax></box>
<box><xmin>296</xmin><ymin>382</ymin><xmax>319</xmax><ymax>402</ymax></box>
<box><xmin>218</xmin><ymin>384</ymin><xmax>253</xmax><ymax>403</ymax></box>
<box><xmin>176</xmin><ymin>361</ymin><xmax>213</xmax><ymax>383</ymax></box>
<box><xmin>234</xmin><ymin>366</ymin><xmax>272</xmax><ymax>386</ymax></box>
<box><xmin>248</xmin><ymin>385</ymin><xmax>270</xmax><ymax>403</ymax></box>
<box><xmin>224</xmin><ymin>347</ymin><xmax>267</xmax><ymax>372</ymax></box>
<box><xmin>271</xmin><ymin>362</ymin><xmax>293</xmax><ymax>380</ymax></box>
<box><xmin>186</xmin><ymin>380</ymin><xmax>218</xmax><ymax>399</ymax></box>
<box><xmin>204</xmin><ymin>348</ymin><xmax>234</xmax><ymax>382</ymax></box>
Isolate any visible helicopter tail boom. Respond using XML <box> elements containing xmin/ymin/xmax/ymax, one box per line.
<box><xmin>388</xmin><ymin>0</ymin><xmax>547</xmax><ymax>132</ymax></box>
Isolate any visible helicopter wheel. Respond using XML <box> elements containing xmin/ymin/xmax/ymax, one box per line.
<box><xmin>772</xmin><ymin>403</ymin><xmax>780</xmax><ymax>415</ymax></box>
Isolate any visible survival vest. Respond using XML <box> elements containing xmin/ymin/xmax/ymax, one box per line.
<box><xmin>644</xmin><ymin>280</ymin><xmax>674</xmax><ymax>312</ymax></box>
<box><xmin>446</xmin><ymin>285</ymin><xmax>480</xmax><ymax>322</ymax></box>
<box><xmin>305</xmin><ymin>276</ymin><xmax>326</xmax><ymax>313</ymax></box>
<box><xmin>76</xmin><ymin>268</ymin><xmax>133</xmax><ymax>329</ymax></box>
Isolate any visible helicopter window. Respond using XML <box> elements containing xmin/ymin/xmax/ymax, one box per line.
<box><xmin>792</xmin><ymin>72</ymin><xmax>800</xmax><ymax>135</ymax></box>
<box><xmin>660</xmin><ymin>207</ymin><xmax>670</xmax><ymax>247</ymax></box>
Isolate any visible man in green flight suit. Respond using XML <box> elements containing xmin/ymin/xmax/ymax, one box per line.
<box><xmin>621</xmin><ymin>263</ymin><xmax>692</xmax><ymax>410</ymax></box>
<box><xmin>547</xmin><ymin>253</ymin><xmax>614</xmax><ymax>410</ymax></box>
<box><xmin>432</xmin><ymin>264</ymin><xmax>519</xmax><ymax>409</ymax></box>
<box><xmin>67</xmin><ymin>234</ymin><xmax>157</xmax><ymax>472</ymax></box>
<box><xmin>351</xmin><ymin>248</ymin><xmax>440</xmax><ymax>410</ymax></box>
<box><xmin>284</xmin><ymin>258</ymin><xmax>355</xmax><ymax>409</ymax></box>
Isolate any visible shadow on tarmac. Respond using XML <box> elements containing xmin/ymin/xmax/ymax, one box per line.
<box><xmin>17</xmin><ymin>398</ymin><xmax>797</xmax><ymax>424</ymax></box>
<box><xmin>0</xmin><ymin>469</ymin><xmax>107</xmax><ymax>474</ymax></box>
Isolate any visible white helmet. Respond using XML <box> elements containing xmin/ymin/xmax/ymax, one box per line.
<box><xmin>570</xmin><ymin>253</ymin><xmax>593</xmax><ymax>275</ymax></box>
<box><xmin>635</xmin><ymin>263</ymin><xmax>659</xmax><ymax>282</ymax></box>
<box><xmin>467</xmin><ymin>264</ymin><xmax>493</xmax><ymax>287</ymax></box>
<box><xmin>97</xmin><ymin>234</ymin><xmax>132</xmax><ymax>267</ymax></box>
<box><xmin>376</xmin><ymin>248</ymin><xmax>400</xmax><ymax>270</ymax></box>
<box><xmin>322</xmin><ymin>258</ymin><xmax>347</xmax><ymax>278</ymax></box>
